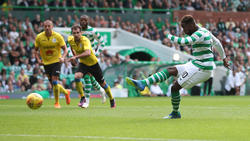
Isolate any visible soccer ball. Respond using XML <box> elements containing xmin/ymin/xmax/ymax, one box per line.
<box><xmin>26</xmin><ymin>93</ymin><xmax>43</xmax><ymax>109</ymax></box>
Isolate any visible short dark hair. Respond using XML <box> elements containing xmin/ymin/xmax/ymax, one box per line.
<box><xmin>71</xmin><ymin>24</ymin><xmax>81</xmax><ymax>32</ymax></box>
<box><xmin>181</xmin><ymin>15</ymin><xmax>196</xmax><ymax>25</ymax></box>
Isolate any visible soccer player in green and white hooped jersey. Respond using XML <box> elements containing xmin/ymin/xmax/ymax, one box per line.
<box><xmin>126</xmin><ymin>15</ymin><xmax>230</xmax><ymax>119</ymax></box>
<box><xmin>78</xmin><ymin>15</ymin><xmax>106</xmax><ymax>108</ymax></box>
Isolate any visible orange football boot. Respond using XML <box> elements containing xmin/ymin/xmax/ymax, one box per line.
<box><xmin>65</xmin><ymin>89</ymin><xmax>71</xmax><ymax>105</ymax></box>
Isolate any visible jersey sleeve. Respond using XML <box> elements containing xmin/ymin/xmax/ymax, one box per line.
<box><xmin>210</xmin><ymin>33</ymin><xmax>226</xmax><ymax>59</ymax></box>
<box><xmin>166</xmin><ymin>30</ymin><xmax>203</xmax><ymax>46</ymax></box>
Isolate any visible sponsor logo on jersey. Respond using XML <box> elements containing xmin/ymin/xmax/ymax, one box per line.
<box><xmin>46</xmin><ymin>50</ymin><xmax>53</xmax><ymax>55</ymax></box>
<box><xmin>52</xmin><ymin>38</ymin><xmax>57</xmax><ymax>43</ymax></box>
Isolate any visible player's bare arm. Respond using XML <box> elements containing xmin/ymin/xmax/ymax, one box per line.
<box><xmin>60</xmin><ymin>45</ymin><xmax>68</xmax><ymax>63</ymax></box>
<box><xmin>34</xmin><ymin>47</ymin><xmax>44</xmax><ymax>65</ymax></box>
<box><xmin>68</xmin><ymin>47</ymin><xmax>77</xmax><ymax>66</ymax></box>
<box><xmin>68</xmin><ymin>49</ymin><xmax>91</xmax><ymax>62</ymax></box>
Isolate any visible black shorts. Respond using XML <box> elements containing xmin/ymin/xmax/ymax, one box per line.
<box><xmin>77</xmin><ymin>63</ymin><xmax>104</xmax><ymax>84</ymax></box>
<box><xmin>44</xmin><ymin>62</ymin><xmax>61</xmax><ymax>77</ymax></box>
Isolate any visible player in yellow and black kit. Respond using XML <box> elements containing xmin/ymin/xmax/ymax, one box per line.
<box><xmin>34</xmin><ymin>20</ymin><xmax>70</xmax><ymax>108</ymax></box>
<box><xmin>67</xmin><ymin>25</ymin><xmax>116</xmax><ymax>108</ymax></box>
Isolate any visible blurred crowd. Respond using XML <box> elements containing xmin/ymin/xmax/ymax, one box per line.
<box><xmin>0</xmin><ymin>1</ymin><xmax>249</xmax><ymax>94</ymax></box>
<box><xmin>0</xmin><ymin>13</ymin><xmax>132</xmax><ymax>93</ymax></box>
<box><xmin>1</xmin><ymin>0</ymin><xmax>249</xmax><ymax>12</ymax></box>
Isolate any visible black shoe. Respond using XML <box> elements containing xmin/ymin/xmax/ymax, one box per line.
<box><xmin>78</xmin><ymin>96</ymin><xmax>86</xmax><ymax>107</ymax></box>
<box><xmin>110</xmin><ymin>99</ymin><xmax>116</xmax><ymax>108</ymax></box>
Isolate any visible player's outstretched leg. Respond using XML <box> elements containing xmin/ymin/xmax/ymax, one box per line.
<box><xmin>163</xmin><ymin>82</ymin><xmax>182</xmax><ymax>119</ymax></box>
<box><xmin>90</xmin><ymin>76</ymin><xmax>106</xmax><ymax>103</ymax></box>
<box><xmin>126</xmin><ymin>69</ymin><xmax>170</xmax><ymax>91</ymax></box>
<box><xmin>126</xmin><ymin>77</ymin><xmax>146</xmax><ymax>91</ymax></box>
<box><xmin>75</xmin><ymin>78</ymin><xmax>86</xmax><ymax>107</ymax></box>
<box><xmin>82</xmin><ymin>74</ymin><xmax>92</xmax><ymax>108</ymax></box>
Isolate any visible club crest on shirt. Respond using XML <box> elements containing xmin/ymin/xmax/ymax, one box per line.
<box><xmin>52</xmin><ymin>38</ymin><xmax>57</xmax><ymax>43</ymax></box>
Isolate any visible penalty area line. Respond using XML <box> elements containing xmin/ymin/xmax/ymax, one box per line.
<box><xmin>0</xmin><ymin>134</ymin><xmax>215</xmax><ymax>141</ymax></box>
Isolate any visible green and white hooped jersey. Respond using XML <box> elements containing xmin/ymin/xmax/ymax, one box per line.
<box><xmin>82</xmin><ymin>26</ymin><xmax>105</xmax><ymax>55</ymax></box>
<box><xmin>166</xmin><ymin>26</ymin><xmax>226</xmax><ymax>70</ymax></box>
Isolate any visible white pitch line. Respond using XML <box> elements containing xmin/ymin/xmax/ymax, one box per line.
<box><xmin>0</xmin><ymin>134</ymin><xmax>215</xmax><ymax>141</ymax></box>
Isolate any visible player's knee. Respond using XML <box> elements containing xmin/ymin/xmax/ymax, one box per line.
<box><xmin>102</xmin><ymin>83</ymin><xmax>109</xmax><ymax>89</ymax></box>
<box><xmin>96</xmin><ymin>78</ymin><xmax>105</xmax><ymax>86</ymax></box>
<box><xmin>171</xmin><ymin>85</ymin><xmax>180</xmax><ymax>93</ymax></box>
<box><xmin>171</xmin><ymin>81</ymin><xmax>182</xmax><ymax>92</ymax></box>
<box><xmin>99</xmin><ymin>80</ymin><xmax>107</xmax><ymax>88</ymax></box>
<box><xmin>167</xmin><ymin>67</ymin><xmax>178</xmax><ymax>76</ymax></box>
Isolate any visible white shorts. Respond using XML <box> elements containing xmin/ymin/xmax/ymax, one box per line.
<box><xmin>175</xmin><ymin>61</ymin><xmax>212</xmax><ymax>89</ymax></box>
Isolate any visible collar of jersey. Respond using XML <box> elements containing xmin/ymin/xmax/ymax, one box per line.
<box><xmin>43</xmin><ymin>30</ymin><xmax>55</xmax><ymax>37</ymax></box>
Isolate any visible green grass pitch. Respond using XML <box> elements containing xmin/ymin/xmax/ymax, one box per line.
<box><xmin>0</xmin><ymin>96</ymin><xmax>250</xmax><ymax>141</ymax></box>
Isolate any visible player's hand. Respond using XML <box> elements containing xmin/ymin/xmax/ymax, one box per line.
<box><xmin>67</xmin><ymin>56</ymin><xmax>77</xmax><ymax>66</ymax></box>
<box><xmin>223</xmin><ymin>57</ymin><xmax>231</xmax><ymax>70</ymax></box>
<box><xmin>67</xmin><ymin>56</ymin><xmax>76</xmax><ymax>62</ymax></box>
<box><xmin>59</xmin><ymin>57</ymin><xmax>65</xmax><ymax>63</ymax></box>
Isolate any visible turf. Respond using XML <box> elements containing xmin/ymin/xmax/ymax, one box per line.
<box><xmin>0</xmin><ymin>96</ymin><xmax>250</xmax><ymax>141</ymax></box>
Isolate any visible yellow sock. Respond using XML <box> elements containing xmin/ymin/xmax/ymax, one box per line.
<box><xmin>58</xmin><ymin>84</ymin><xmax>68</xmax><ymax>95</ymax></box>
<box><xmin>104</xmin><ymin>85</ymin><xmax>114</xmax><ymax>100</ymax></box>
<box><xmin>76</xmin><ymin>81</ymin><xmax>84</xmax><ymax>97</ymax></box>
<box><xmin>53</xmin><ymin>84</ymin><xmax>60</xmax><ymax>103</ymax></box>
